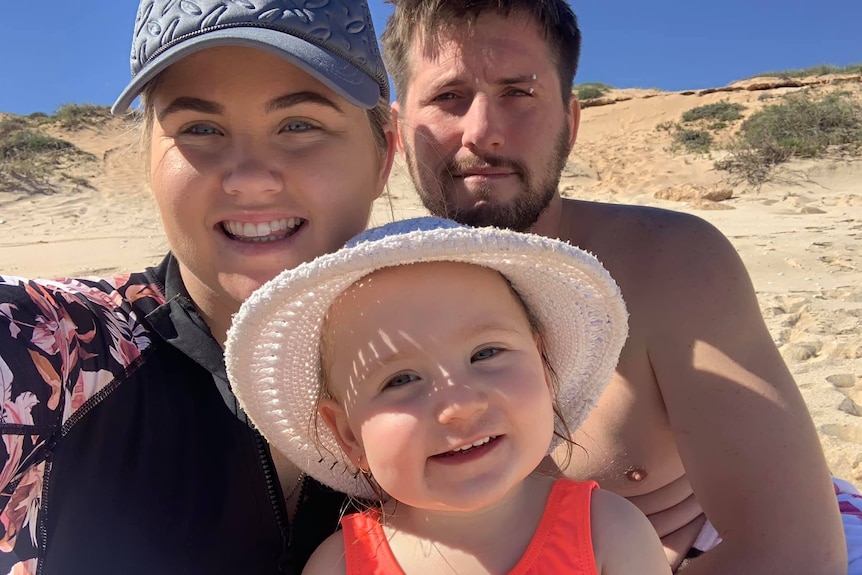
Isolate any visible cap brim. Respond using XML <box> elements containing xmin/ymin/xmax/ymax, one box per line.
<box><xmin>111</xmin><ymin>27</ymin><xmax>381</xmax><ymax>114</ymax></box>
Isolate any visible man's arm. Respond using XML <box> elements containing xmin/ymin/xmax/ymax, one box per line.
<box><xmin>645</xmin><ymin>213</ymin><xmax>846</xmax><ymax>574</ymax></box>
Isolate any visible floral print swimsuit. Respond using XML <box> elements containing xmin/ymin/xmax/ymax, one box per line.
<box><xmin>0</xmin><ymin>255</ymin><xmax>344</xmax><ymax>575</ymax></box>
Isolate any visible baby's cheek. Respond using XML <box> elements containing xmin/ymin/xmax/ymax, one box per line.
<box><xmin>360</xmin><ymin>412</ymin><xmax>422</xmax><ymax>488</ymax></box>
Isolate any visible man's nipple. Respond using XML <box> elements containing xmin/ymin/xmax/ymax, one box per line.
<box><xmin>626</xmin><ymin>468</ymin><xmax>648</xmax><ymax>482</ymax></box>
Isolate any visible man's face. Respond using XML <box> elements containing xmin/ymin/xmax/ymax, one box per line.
<box><xmin>394</xmin><ymin>12</ymin><xmax>578</xmax><ymax>232</ymax></box>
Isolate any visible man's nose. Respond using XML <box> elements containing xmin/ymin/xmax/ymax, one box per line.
<box><xmin>460</xmin><ymin>94</ymin><xmax>505</xmax><ymax>153</ymax></box>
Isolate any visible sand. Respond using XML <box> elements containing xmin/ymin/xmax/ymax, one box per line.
<box><xmin>1</xmin><ymin>76</ymin><xmax>860</xmax><ymax>486</ymax></box>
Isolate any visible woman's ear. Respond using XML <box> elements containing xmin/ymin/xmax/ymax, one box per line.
<box><xmin>391</xmin><ymin>101</ymin><xmax>405</xmax><ymax>155</ymax></box>
<box><xmin>377</xmin><ymin>122</ymin><xmax>397</xmax><ymax>193</ymax></box>
<box><xmin>319</xmin><ymin>398</ymin><xmax>365</xmax><ymax>469</ymax></box>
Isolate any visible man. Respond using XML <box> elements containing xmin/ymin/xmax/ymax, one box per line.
<box><xmin>381</xmin><ymin>1</ymin><xmax>851</xmax><ymax>573</ymax></box>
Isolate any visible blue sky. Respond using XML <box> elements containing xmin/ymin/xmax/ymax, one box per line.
<box><xmin>1</xmin><ymin>0</ymin><xmax>859</xmax><ymax>116</ymax></box>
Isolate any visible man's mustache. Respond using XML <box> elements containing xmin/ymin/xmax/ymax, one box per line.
<box><xmin>443</xmin><ymin>154</ymin><xmax>526</xmax><ymax>178</ymax></box>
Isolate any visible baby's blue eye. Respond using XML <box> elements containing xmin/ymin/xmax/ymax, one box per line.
<box><xmin>385</xmin><ymin>373</ymin><xmax>419</xmax><ymax>389</ymax></box>
<box><xmin>472</xmin><ymin>347</ymin><xmax>501</xmax><ymax>362</ymax></box>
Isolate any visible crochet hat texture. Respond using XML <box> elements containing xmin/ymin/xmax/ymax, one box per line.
<box><xmin>113</xmin><ymin>0</ymin><xmax>388</xmax><ymax>113</ymax></box>
<box><xmin>225</xmin><ymin>217</ymin><xmax>628</xmax><ymax>498</ymax></box>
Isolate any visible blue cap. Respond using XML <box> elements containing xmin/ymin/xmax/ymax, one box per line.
<box><xmin>112</xmin><ymin>0</ymin><xmax>389</xmax><ymax>114</ymax></box>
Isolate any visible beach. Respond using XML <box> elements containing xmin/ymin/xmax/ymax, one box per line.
<box><xmin>1</xmin><ymin>76</ymin><xmax>860</xmax><ymax>485</ymax></box>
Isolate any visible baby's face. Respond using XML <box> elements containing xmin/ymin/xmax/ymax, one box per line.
<box><xmin>318</xmin><ymin>261</ymin><xmax>555</xmax><ymax>512</ymax></box>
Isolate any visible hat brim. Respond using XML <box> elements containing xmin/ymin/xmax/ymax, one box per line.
<box><xmin>111</xmin><ymin>26</ymin><xmax>382</xmax><ymax>114</ymax></box>
<box><xmin>225</xmin><ymin>222</ymin><xmax>628</xmax><ymax>499</ymax></box>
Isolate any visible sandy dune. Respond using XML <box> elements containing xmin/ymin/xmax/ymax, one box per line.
<box><xmin>1</xmin><ymin>76</ymin><xmax>860</xmax><ymax>485</ymax></box>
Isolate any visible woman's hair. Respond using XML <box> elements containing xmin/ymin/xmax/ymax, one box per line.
<box><xmin>138</xmin><ymin>78</ymin><xmax>162</xmax><ymax>181</ymax></box>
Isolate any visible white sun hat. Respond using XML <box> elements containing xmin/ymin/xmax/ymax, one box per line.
<box><xmin>225</xmin><ymin>217</ymin><xmax>628</xmax><ymax>499</ymax></box>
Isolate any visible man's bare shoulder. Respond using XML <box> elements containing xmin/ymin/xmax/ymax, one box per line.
<box><xmin>564</xmin><ymin>198</ymin><xmax>720</xmax><ymax>245</ymax></box>
<box><xmin>561</xmin><ymin>199</ymin><xmax>734</xmax><ymax>290</ymax></box>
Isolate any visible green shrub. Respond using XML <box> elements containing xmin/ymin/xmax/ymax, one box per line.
<box><xmin>751</xmin><ymin>63</ymin><xmax>862</xmax><ymax>79</ymax></box>
<box><xmin>715</xmin><ymin>91</ymin><xmax>862</xmax><ymax>185</ymax></box>
<box><xmin>575</xmin><ymin>82</ymin><xmax>612</xmax><ymax>100</ymax></box>
<box><xmin>682</xmin><ymin>101</ymin><xmax>746</xmax><ymax>123</ymax></box>
<box><xmin>0</xmin><ymin>131</ymin><xmax>72</xmax><ymax>161</ymax></box>
<box><xmin>0</xmin><ymin>119</ymin><xmax>93</xmax><ymax>186</ymax></box>
<box><xmin>0</xmin><ymin>117</ymin><xmax>31</xmax><ymax>137</ymax></box>
<box><xmin>52</xmin><ymin>103</ymin><xmax>112</xmax><ymax>129</ymax></box>
<box><xmin>744</xmin><ymin>92</ymin><xmax>860</xmax><ymax>155</ymax></box>
<box><xmin>673</xmin><ymin>128</ymin><xmax>713</xmax><ymax>153</ymax></box>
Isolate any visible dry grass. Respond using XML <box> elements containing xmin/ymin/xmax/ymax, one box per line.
<box><xmin>0</xmin><ymin>116</ymin><xmax>95</xmax><ymax>192</ymax></box>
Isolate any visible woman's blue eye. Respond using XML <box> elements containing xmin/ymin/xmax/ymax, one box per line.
<box><xmin>472</xmin><ymin>347</ymin><xmax>501</xmax><ymax>362</ymax></box>
<box><xmin>385</xmin><ymin>373</ymin><xmax>419</xmax><ymax>389</ymax></box>
<box><xmin>184</xmin><ymin>124</ymin><xmax>220</xmax><ymax>135</ymax></box>
<box><xmin>284</xmin><ymin>120</ymin><xmax>315</xmax><ymax>132</ymax></box>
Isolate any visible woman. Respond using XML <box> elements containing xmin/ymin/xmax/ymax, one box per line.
<box><xmin>0</xmin><ymin>1</ymin><xmax>394</xmax><ymax>574</ymax></box>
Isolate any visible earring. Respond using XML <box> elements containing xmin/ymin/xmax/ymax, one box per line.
<box><xmin>357</xmin><ymin>454</ymin><xmax>372</xmax><ymax>476</ymax></box>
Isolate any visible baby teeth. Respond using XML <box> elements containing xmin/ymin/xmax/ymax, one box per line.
<box><xmin>452</xmin><ymin>436</ymin><xmax>492</xmax><ymax>452</ymax></box>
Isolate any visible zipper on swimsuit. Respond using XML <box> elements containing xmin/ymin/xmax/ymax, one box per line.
<box><xmin>34</xmin><ymin>457</ymin><xmax>53</xmax><ymax>575</ymax></box>
<box><xmin>254</xmin><ymin>431</ymin><xmax>292</xmax><ymax>574</ymax></box>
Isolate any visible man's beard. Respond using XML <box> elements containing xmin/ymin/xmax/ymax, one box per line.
<box><xmin>405</xmin><ymin>125</ymin><xmax>571</xmax><ymax>232</ymax></box>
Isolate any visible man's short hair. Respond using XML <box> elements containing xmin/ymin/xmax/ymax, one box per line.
<box><xmin>381</xmin><ymin>0</ymin><xmax>582</xmax><ymax>104</ymax></box>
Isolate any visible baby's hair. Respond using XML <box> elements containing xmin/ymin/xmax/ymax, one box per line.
<box><xmin>502</xmin><ymin>279</ymin><xmax>578</xmax><ymax>469</ymax></box>
<box><xmin>310</xmin><ymin>306</ymin><xmax>383</xmax><ymax>512</ymax></box>
<box><xmin>309</xmin><ymin>263</ymin><xmax>579</xmax><ymax>508</ymax></box>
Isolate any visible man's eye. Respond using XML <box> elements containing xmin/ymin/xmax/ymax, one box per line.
<box><xmin>432</xmin><ymin>92</ymin><xmax>458</xmax><ymax>102</ymax></box>
<box><xmin>384</xmin><ymin>373</ymin><xmax>419</xmax><ymax>389</ymax></box>
<box><xmin>507</xmin><ymin>88</ymin><xmax>531</xmax><ymax>97</ymax></box>
<box><xmin>472</xmin><ymin>347</ymin><xmax>501</xmax><ymax>362</ymax></box>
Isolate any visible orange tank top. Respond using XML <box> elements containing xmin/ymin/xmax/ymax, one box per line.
<box><xmin>339</xmin><ymin>479</ymin><xmax>599</xmax><ymax>575</ymax></box>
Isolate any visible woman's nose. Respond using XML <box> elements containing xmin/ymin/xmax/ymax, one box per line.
<box><xmin>222</xmin><ymin>139</ymin><xmax>283</xmax><ymax>197</ymax></box>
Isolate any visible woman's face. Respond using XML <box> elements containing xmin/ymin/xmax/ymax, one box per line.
<box><xmin>148</xmin><ymin>46</ymin><xmax>394</xmax><ymax>329</ymax></box>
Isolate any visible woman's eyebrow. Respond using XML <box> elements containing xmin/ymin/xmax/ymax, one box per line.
<box><xmin>265</xmin><ymin>91</ymin><xmax>344</xmax><ymax>115</ymax></box>
<box><xmin>156</xmin><ymin>91</ymin><xmax>344</xmax><ymax>122</ymax></box>
<box><xmin>157</xmin><ymin>97</ymin><xmax>222</xmax><ymax>121</ymax></box>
